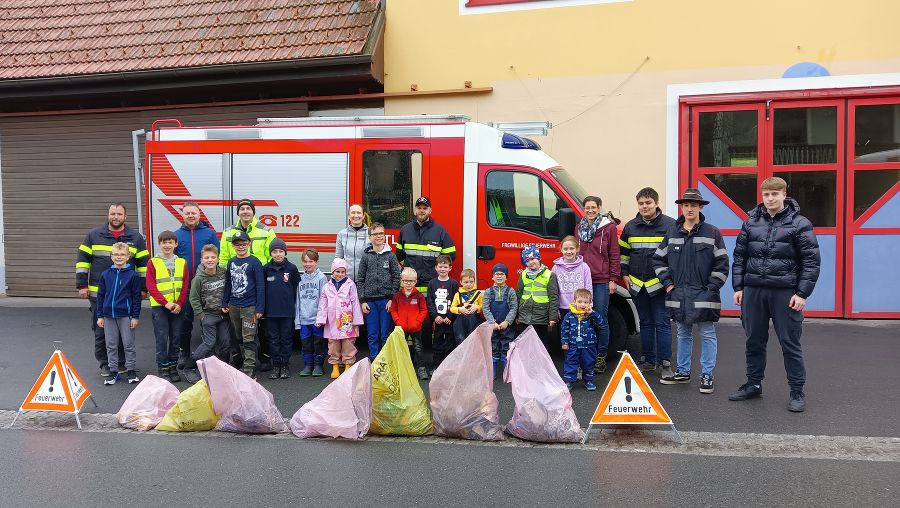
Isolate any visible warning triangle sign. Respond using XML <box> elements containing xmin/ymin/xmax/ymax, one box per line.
<box><xmin>20</xmin><ymin>351</ymin><xmax>92</xmax><ymax>413</ymax></box>
<box><xmin>590</xmin><ymin>351</ymin><xmax>672</xmax><ymax>425</ymax></box>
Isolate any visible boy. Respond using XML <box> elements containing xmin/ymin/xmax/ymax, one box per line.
<box><xmin>96</xmin><ymin>242</ymin><xmax>142</xmax><ymax>385</ymax></box>
<box><xmin>427</xmin><ymin>254</ymin><xmax>459</xmax><ymax>371</ymax></box>
<box><xmin>390</xmin><ymin>267</ymin><xmax>429</xmax><ymax>380</ymax></box>
<box><xmin>450</xmin><ymin>268</ymin><xmax>483</xmax><ymax>344</ymax></box>
<box><xmin>263</xmin><ymin>238</ymin><xmax>300</xmax><ymax>379</ymax></box>
<box><xmin>223</xmin><ymin>230</ymin><xmax>265</xmax><ymax>379</ymax></box>
<box><xmin>653</xmin><ymin>188</ymin><xmax>729</xmax><ymax>394</ymax></box>
<box><xmin>560</xmin><ymin>288</ymin><xmax>604</xmax><ymax>391</ymax></box>
<box><xmin>185</xmin><ymin>244</ymin><xmax>231</xmax><ymax>383</ymax></box>
<box><xmin>619</xmin><ymin>187</ymin><xmax>676</xmax><ymax>377</ymax></box>
<box><xmin>483</xmin><ymin>263</ymin><xmax>518</xmax><ymax>379</ymax></box>
<box><xmin>295</xmin><ymin>249</ymin><xmax>327</xmax><ymax>377</ymax></box>
<box><xmin>357</xmin><ymin>222</ymin><xmax>402</xmax><ymax>361</ymax></box>
<box><xmin>515</xmin><ymin>245</ymin><xmax>559</xmax><ymax>345</ymax></box>
<box><xmin>147</xmin><ymin>230</ymin><xmax>189</xmax><ymax>383</ymax></box>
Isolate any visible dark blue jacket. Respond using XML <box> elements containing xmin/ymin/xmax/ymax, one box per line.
<box><xmin>95</xmin><ymin>263</ymin><xmax>142</xmax><ymax>320</ymax></box>
<box><xmin>560</xmin><ymin>309</ymin><xmax>604</xmax><ymax>348</ymax></box>
<box><xmin>263</xmin><ymin>260</ymin><xmax>300</xmax><ymax>318</ymax></box>
<box><xmin>224</xmin><ymin>256</ymin><xmax>265</xmax><ymax>314</ymax></box>
<box><xmin>175</xmin><ymin>221</ymin><xmax>220</xmax><ymax>282</ymax></box>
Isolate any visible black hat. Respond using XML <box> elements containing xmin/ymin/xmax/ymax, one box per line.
<box><xmin>236</xmin><ymin>198</ymin><xmax>256</xmax><ymax>215</ymax></box>
<box><xmin>491</xmin><ymin>263</ymin><xmax>509</xmax><ymax>276</ymax></box>
<box><xmin>230</xmin><ymin>231</ymin><xmax>251</xmax><ymax>243</ymax></box>
<box><xmin>269</xmin><ymin>238</ymin><xmax>287</xmax><ymax>254</ymax></box>
<box><xmin>675</xmin><ymin>188</ymin><xmax>709</xmax><ymax>205</ymax></box>
<box><xmin>415</xmin><ymin>196</ymin><xmax>432</xmax><ymax>207</ymax></box>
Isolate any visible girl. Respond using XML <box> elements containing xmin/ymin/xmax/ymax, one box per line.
<box><xmin>552</xmin><ymin>235</ymin><xmax>592</xmax><ymax>325</ymax></box>
<box><xmin>315</xmin><ymin>258</ymin><xmax>364</xmax><ymax>379</ymax></box>
<box><xmin>450</xmin><ymin>268</ymin><xmax>484</xmax><ymax>344</ymax></box>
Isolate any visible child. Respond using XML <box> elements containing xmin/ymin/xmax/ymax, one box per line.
<box><xmin>390</xmin><ymin>267</ymin><xmax>429</xmax><ymax>380</ymax></box>
<box><xmin>515</xmin><ymin>245</ymin><xmax>559</xmax><ymax>345</ymax></box>
<box><xmin>450</xmin><ymin>268</ymin><xmax>484</xmax><ymax>344</ymax></box>
<box><xmin>427</xmin><ymin>254</ymin><xmax>459</xmax><ymax>372</ymax></box>
<box><xmin>316</xmin><ymin>258</ymin><xmax>363</xmax><ymax>379</ymax></box>
<box><xmin>552</xmin><ymin>235</ymin><xmax>592</xmax><ymax>325</ymax></box>
<box><xmin>263</xmin><ymin>238</ymin><xmax>300</xmax><ymax>379</ymax></box>
<box><xmin>96</xmin><ymin>242</ymin><xmax>142</xmax><ymax>385</ymax></box>
<box><xmin>185</xmin><ymin>244</ymin><xmax>231</xmax><ymax>383</ymax></box>
<box><xmin>356</xmin><ymin>222</ymin><xmax>401</xmax><ymax>361</ymax></box>
<box><xmin>222</xmin><ymin>230</ymin><xmax>265</xmax><ymax>379</ymax></box>
<box><xmin>147</xmin><ymin>230</ymin><xmax>189</xmax><ymax>383</ymax></box>
<box><xmin>483</xmin><ymin>263</ymin><xmax>518</xmax><ymax>379</ymax></box>
<box><xmin>295</xmin><ymin>249</ymin><xmax>327</xmax><ymax>377</ymax></box>
<box><xmin>560</xmin><ymin>288</ymin><xmax>604</xmax><ymax>391</ymax></box>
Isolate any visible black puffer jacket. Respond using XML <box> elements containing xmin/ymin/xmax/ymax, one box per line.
<box><xmin>732</xmin><ymin>198</ymin><xmax>820</xmax><ymax>298</ymax></box>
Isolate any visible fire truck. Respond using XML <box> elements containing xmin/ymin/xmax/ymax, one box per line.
<box><xmin>140</xmin><ymin>115</ymin><xmax>639</xmax><ymax>355</ymax></box>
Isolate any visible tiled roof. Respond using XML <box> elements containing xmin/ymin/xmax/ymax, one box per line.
<box><xmin>0</xmin><ymin>0</ymin><xmax>381</xmax><ymax>80</ymax></box>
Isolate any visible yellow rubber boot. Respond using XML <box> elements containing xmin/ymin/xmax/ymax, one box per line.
<box><xmin>330</xmin><ymin>364</ymin><xmax>341</xmax><ymax>379</ymax></box>
<box><xmin>343</xmin><ymin>364</ymin><xmax>352</xmax><ymax>373</ymax></box>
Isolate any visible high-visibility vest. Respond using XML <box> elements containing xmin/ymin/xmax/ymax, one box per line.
<box><xmin>520</xmin><ymin>269</ymin><xmax>552</xmax><ymax>304</ymax></box>
<box><xmin>149</xmin><ymin>257</ymin><xmax>186</xmax><ymax>306</ymax></box>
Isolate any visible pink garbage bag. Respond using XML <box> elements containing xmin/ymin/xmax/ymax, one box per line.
<box><xmin>197</xmin><ymin>356</ymin><xmax>287</xmax><ymax>434</ymax></box>
<box><xmin>503</xmin><ymin>326</ymin><xmax>584</xmax><ymax>443</ymax></box>
<box><xmin>116</xmin><ymin>375</ymin><xmax>179</xmax><ymax>431</ymax></box>
<box><xmin>290</xmin><ymin>359</ymin><xmax>372</xmax><ymax>440</ymax></box>
<box><xmin>429</xmin><ymin>322</ymin><xmax>504</xmax><ymax>441</ymax></box>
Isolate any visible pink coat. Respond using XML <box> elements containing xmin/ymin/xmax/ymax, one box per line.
<box><xmin>315</xmin><ymin>278</ymin><xmax>364</xmax><ymax>340</ymax></box>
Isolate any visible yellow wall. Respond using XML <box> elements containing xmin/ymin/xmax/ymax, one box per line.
<box><xmin>384</xmin><ymin>0</ymin><xmax>900</xmax><ymax>211</ymax></box>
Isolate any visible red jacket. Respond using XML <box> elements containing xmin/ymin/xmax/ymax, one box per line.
<box><xmin>576</xmin><ymin>218</ymin><xmax>621</xmax><ymax>284</ymax></box>
<box><xmin>390</xmin><ymin>288</ymin><xmax>428</xmax><ymax>333</ymax></box>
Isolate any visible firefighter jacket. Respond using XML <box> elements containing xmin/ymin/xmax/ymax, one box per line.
<box><xmin>76</xmin><ymin>224</ymin><xmax>149</xmax><ymax>297</ymax></box>
<box><xmin>732</xmin><ymin>198</ymin><xmax>820</xmax><ymax>298</ymax></box>
<box><xmin>218</xmin><ymin>217</ymin><xmax>276</xmax><ymax>267</ymax></box>
<box><xmin>619</xmin><ymin>209</ymin><xmax>676</xmax><ymax>297</ymax></box>
<box><xmin>652</xmin><ymin>214</ymin><xmax>729</xmax><ymax>323</ymax></box>
<box><xmin>395</xmin><ymin>218</ymin><xmax>456</xmax><ymax>289</ymax></box>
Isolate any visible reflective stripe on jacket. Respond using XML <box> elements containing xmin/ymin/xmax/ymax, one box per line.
<box><xmin>218</xmin><ymin>217</ymin><xmax>276</xmax><ymax>267</ymax></box>
<box><xmin>76</xmin><ymin>224</ymin><xmax>149</xmax><ymax>296</ymax></box>
<box><xmin>395</xmin><ymin>218</ymin><xmax>456</xmax><ymax>289</ymax></box>
<box><xmin>620</xmin><ymin>209</ymin><xmax>675</xmax><ymax>297</ymax></box>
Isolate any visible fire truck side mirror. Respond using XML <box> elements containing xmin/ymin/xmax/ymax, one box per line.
<box><xmin>558</xmin><ymin>208</ymin><xmax>576</xmax><ymax>240</ymax></box>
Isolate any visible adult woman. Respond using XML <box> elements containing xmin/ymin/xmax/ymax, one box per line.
<box><xmin>335</xmin><ymin>203</ymin><xmax>370</xmax><ymax>282</ymax></box>
<box><xmin>576</xmin><ymin>195</ymin><xmax>620</xmax><ymax>373</ymax></box>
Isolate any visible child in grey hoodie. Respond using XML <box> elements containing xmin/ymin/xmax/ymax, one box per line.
<box><xmin>295</xmin><ymin>248</ymin><xmax>327</xmax><ymax>376</ymax></box>
<box><xmin>185</xmin><ymin>244</ymin><xmax>231</xmax><ymax>382</ymax></box>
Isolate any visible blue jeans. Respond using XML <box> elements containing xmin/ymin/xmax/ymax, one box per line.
<box><xmin>675</xmin><ymin>321</ymin><xmax>717</xmax><ymax>378</ymax></box>
<box><xmin>591</xmin><ymin>284</ymin><xmax>611</xmax><ymax>356</ymax></box>
<box><xmin>633</xmin><ymin>289</ymin><xmax>672</xmax><ymax>364</ymax></box>
<box><xmin>364</xmin><ymin>299</ymin><xmax>393</xmax><ymax>360</ymax></box>
<box><xmin>563</xmin><ymin>345</ymin><xmax>596</xmax><ymax>383</ymax></box>
<box><xmin>152</xmin><ymin>306</ymin><xmax>184</xmax><ymax>367</ymax></box>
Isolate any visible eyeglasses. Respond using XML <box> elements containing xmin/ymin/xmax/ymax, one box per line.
<box><xmin>371</xmin><ymin>232</ymin><xmax>386</xmax><ymax>237</ymax></box>
<box><xmin>401</xmin><ymin>279</ymin><xmax>417</xmax><ymax>283</ymax></box>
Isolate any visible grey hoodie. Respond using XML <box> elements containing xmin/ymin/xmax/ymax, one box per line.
<box><xmin>295</xmin><ymin>269</ymin><xmax>327</xmax><ymax>327</ymax></box>
<box><xmin>189</xmin><ymin>265</ymin><xmax>227</xmax><ymax>318</ymax></box>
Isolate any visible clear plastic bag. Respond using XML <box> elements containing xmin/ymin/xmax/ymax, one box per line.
<box><xmin>197</xmin><ymin>356</ymin><xmax>287</xmax><ymax>434</ymax></box>
<box><xmin>369</xmin><ymin>326</ymin><xmax>434</xmax><ymax>436</ymax></box>
<box><xmin>504</xmin><ymin>326</ymin><xmax>584</xmax><ymax>443</ymax></box>
<box><xmin>116</xmin><ymin>375</ymin><xmax>180</xmax><ymax>431</ymax></box>
<box><xmin>429</xmin><ymin>322</ymin><xmax>504</xmax><ymax>441</ymax></box>
<box><xmin>155</xmin><ymin>380</ymin><xmax>219</xmax><ymax>432</ymax></box>
<box><xmin>290</xmin><ymin>359</ymin><xmax>372</xmax><ymax>440</ymax></box>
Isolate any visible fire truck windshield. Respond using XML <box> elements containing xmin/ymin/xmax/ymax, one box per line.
<box><xmin>549</xmin><ymin>168</ymin><xmax>589</xmax><ymax>205</ymax></box>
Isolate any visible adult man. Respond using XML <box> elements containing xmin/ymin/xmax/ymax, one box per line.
<box><xmin>76</xmin><ymin>203</ymin><xmax>149</xmax><ymax>376</ymax></box>
<box><xmin>653</xmin><ymin>188</ymin><xmax>729</xmax><ymax>394</ymax></box>
<box><xmin>174</xmin><ymin>201</ymin><xmax>219</xmax><ymax>379</ymax></box>
<box><xmin>729</xmin><ymin>177</ymin><xmax>820</xmax><ymax>412</ymax></box>
<box><xmin>619</xmin><ymin>187</ymin><xmax>676</xmax><ymax>378</ymax></box>
<box><xmin>396</xmin><ymin>196</ymin><xmax>456</xmax><ymax>292</ymax></box>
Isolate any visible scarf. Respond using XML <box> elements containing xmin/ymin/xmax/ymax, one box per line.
<box><xmin>524</xmin><ymin>264</ymin><xmax>547</xmax><ymax>279</ymax></box>
<box><xmin>577</xmin><ymin>215</ymin><xmax>609</xmax><ymax>243</ymax></box>
<box><xmin>568</xmin><ymin>303</ymin><xmax>590</xmax><ymax>318</ymax></box>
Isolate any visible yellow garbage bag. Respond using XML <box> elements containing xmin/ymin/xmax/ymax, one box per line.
<box><xmin>156</xmin><ymin>380</ymin><xmax>220</xmax><ymax>432</ymax></box>
<box><xmin>369</xmin><ymin>326</ymin><xmax>434</xmax><ymax>436</ymax></box>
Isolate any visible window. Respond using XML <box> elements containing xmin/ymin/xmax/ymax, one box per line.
<box><xmin>773</xmin><ymin>171</ymin><xmax>837</xmax><ymax>227</ymax></box>
<box><xmin>486</xmin><ymin>171</ymin><xmax>565</xmax><ymax>237</ymax></box>
<box><xmin>698</xmin><ymin>110</ymin><xmax>758</xmax><ymax>167</ymax></box>
<box><xmin>855</xmin><ymin>104</ymin><xmax>900</xmax><ymax>163</ymax></box>
<box><xmin>773</xmin><ymin>107</ymin><xmax>837</xmax><ymax>164</ymax></box>
<box><xmin>854</xmin><ymin>170</ymin><xmax>900</xmax><ymax>219</ymax></box>
<box><xmin>362</xmin><ymin>150</ymin><xmax>422</xmax><ymax>229</ymax></box>
<box><xmin>706</xmin><ymin>173</ymin><xmax>759</xmax><ymax>214</ymax></box>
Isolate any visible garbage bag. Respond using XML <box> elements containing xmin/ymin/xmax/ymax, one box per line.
<box><xmin>504</xmin><ymin>326</ymin><xmax>584</xmax><ymax>443</ymax></box>
<box><xmin>116</xmin><ymin>375</ymin><xmax>179</xmax><ymax>431</ymax></box>
<box><xmin>369</xmin><ymin>326</ymin><xmax>434</xmax><ymax>436</ymax></box>
<box><xmin>197</xmin><ymin>356</ymin><xmax>287</xmax><ymax>434</ymax></box>
<box><xmin>290</xmin><ymin>359</ymin><xmax>372</xmax><ymax>440</ymax></box>
<box><xmin>429</xmin><ymin>322</ymin><xmax>504</xmax><ymax>441</ymax></box>
<box><xmin>155</xmin><ymin>380</ymin><xmax>219</xmax><ymax>432</ymax></box>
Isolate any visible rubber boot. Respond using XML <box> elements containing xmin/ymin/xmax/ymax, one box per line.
<box><xmin>299</xmin><ymin>354</ymin><xmax>314</xmax><ymax>377</ymax></box>
<box><xmin>312</xmin><ymin>354</ymin><xmax>326</xmax><ymax>377</ymax></box>
<box><xmin>343</xmin><ymin>364</ymin><xmax>353</xmax><ymax>374</ymax></box>
<box><xmin>330</xmin><ymin>364</ymin><xmax>341</xmax><ymax>379</ymax></box>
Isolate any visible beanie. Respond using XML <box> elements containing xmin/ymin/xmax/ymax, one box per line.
<box><xmin>491</xmin><ymin>263</ymin><xmax>509</xmax><ymax>276</ymax></box>
<box><xmin>269</xmin><ymin>238</ymin><xmax>287</xmax><ymax>254</ymax></box>
<box><xmin>331</xmin><ymin>258</ymin><xmax>348</xmax><ymax>272</ymax></box>
<box><xmin>520</xmin><ymin>244</ymin><xmax>541</xmax><ymax>266</ymax></box>
<box><xmin>236</xmin><ymin>198</ymin><xmax>256</xmax><ymax>215</ymax></box>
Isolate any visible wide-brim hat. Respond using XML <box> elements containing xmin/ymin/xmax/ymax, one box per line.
<box><xmin>675</xmin><ymin>188</ymin><xmax>709</xmax><ymax>205</ymax></box>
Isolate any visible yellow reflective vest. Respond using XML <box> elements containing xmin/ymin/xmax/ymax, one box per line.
<box><xmin>149</xmin><ymin>257</ymin><xmax>186</xmax><ymax>307</ymax></box>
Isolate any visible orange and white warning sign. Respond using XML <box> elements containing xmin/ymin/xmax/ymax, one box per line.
<box><xmin>20</xmin><ymin>350</ymin><xmax>91</xmax><ymax>413</ymax></box>
<box><xmin>589</xmin><ymin>351</ymin><xmax>672</xmax><ymax>425</ymax></box>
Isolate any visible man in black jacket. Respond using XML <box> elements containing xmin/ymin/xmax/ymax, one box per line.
<box><xmin>729</xmin><ymin>177</ymin><xmax>820</xmax><ymax>412</ymax></box>
<box><xmin>396</xmin><ymin>196</ymin><xmax>456</xmax><ymax>292</ymax></box>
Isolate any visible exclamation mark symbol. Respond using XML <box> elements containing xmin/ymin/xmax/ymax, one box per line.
<box><xmin>624</xmin><ymin>376</ymin><xmax>632</xmax><ymax>402</ymax></box>
<box><xmin>48</xmin><ymin>371</ymin><xmax>56</xmax><ymax>393</ymax></box>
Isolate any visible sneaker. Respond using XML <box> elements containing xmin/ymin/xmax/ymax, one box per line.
<box><xmin>660</xmin><ymin>371</ymin><xmax>690</xmax><ymax>384</ymax></box>
<box><xmin>728</xmin><ymin>383</ymin><xmax>763</xmax><ymax>401</ymax></box>
<box><xmin>417</xmin><ymin>366</ymin><xmax>429</xmax><ymax>380</ymax></box>
<box><xmin>157</xmin><ymin>366</ymin><xmax>169</xmax><ymax>378</ymax></box>
<box><xmin>659</xmin><ymin>360</ymin><xmax>674</xmax><ymax>379</ymax></box>
<box><xmin>595</xmin><ymin>356</ymin><xmax>606</xmax><ymax>374</ymax></box>
<box><xmin>269</xmin><ymin>366</ymin><xmax>281</xmax><ymax>380</ymax></box>
<box><xmin>788</xmin><ymin>390</ymin><xmax>806</xmax><ymax>412</ymax></box>
<box><xmin>299</xmin><ymin>365</ymin><xmax>313</xmax><ymax>377</ymax></box>
<box><xmin>181</xmin><ymin>368</ymin><xmax>202</xmax><ymax>384</ymax></box>
<box><xmin>99</xmin><ymin>364</ymin><xmax>111</xmax><ymax>377</ymax></box>
<box><xmin>312</xmin><ymin>365</ymin><xmax>324</xmax><ymax>377</ymax></box>
<box><xmin>585</xmin><ymin>381</ymin><xmax>597</xmax><ymax>391</ymax></box>
<box><xmin>104</xmin><ymin>372</ymin><xmax>120</xmax><ymax>385</ymax></box>
<box><xmin>637</xmin><ymin>360</ymin><xmax>656</xmax><ymax>372</ymax></box>
<box><xmin>699</xmin><ymin>374</ymin><xmax>714</xmax><ymax>394</ymax></box>
<box><xmin>242</xmin><ymin>368</ymin><xmax>257</xmax><ymax>380</ymax></box>
<box><xmin>127</xmin><ymin>370</ymin><xmax>140</xmax><ymax>384</ymax></box>
<box><xmin>566</xmin><ymin>382</ymin><xmax>574</xmax><ymax>391</ymax></box>
<box><xmin>280</xmin><ymin>366</ymin><xmax>291</xmax><ymax>379</ymax></box>
<box><xmin>168</xmin><ymin>367</ymin><xmax>181</xmax><ymax>383</ymax></box>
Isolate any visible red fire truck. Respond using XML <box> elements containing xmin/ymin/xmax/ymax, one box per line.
<box><xmin>142</xmin><ymin>115</ymin><xmax>638</xmax><ymax>354</ymax></box>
